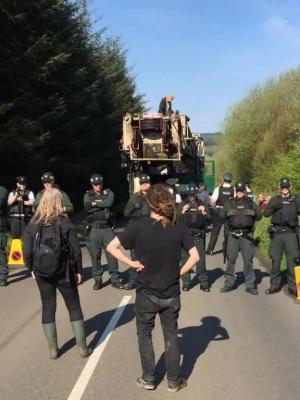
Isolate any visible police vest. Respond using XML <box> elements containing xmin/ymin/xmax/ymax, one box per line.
<box><xmin>271</xmin><ymin>195</ymin><xmax>298</xmax><ymax>228</ymax></box>
<box><xmin>227</xmin><ymin>199</ymin><xmax>256</xmax><ymax>230</ymax></box>
<box><xmin>216</xmin><ymin>186</ymin><xmax>234</xmax><ymax>206</ymax></box>
<box><xmin>130</xmin><ymin>192</ymin><xmax>150</xmax><ymax>219</ymax></box>
<box><xmin>183</xmin><ymin>200</ymin><xmax>206</xmax><ymax>230</ymax></box>
<box><xmin>86</xmin><ymin>190</ymin><xmax>112</xmax><ymax>225</ymax></box>
<box><xmin>9</xmin><ymin>190</ymin><xmax>33</xmax><ymax>218</ymax></box>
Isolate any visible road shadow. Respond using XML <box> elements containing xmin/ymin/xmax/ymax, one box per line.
<box><xmin>209</xmin><ymin>267</ymin><xmax>224</xmax><ymax>286</ymax></box>
<box><xmin>8</xmin><ymin>269</ymin><xmax>30</xmax><ymax>284</ymax></box>
<box><xmin>235</xmin><ymin>268</ymin><xmax>269</xmax><ymax>288</ymax></box>
<box><xmin>155</xmin><ymin>316</ymin><xmax>229</xmax><ymax>384</ymax></box>
<box><xmin>59</xmin><ymin>303</ymin><xmax>135</xmax><ymax>355</ymax></box>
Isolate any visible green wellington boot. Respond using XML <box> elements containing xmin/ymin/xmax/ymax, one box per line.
<box><xmin>42</xmin><ymin>323</ymin><xmax>59</xmax><ymax>359</ymax></box>
<box><xmin>70</xmin><ymin>320</ymin><xmax>93</xmax><ymax>358</ymax></box>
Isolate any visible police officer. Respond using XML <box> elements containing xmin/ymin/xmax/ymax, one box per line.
<box><xmin>0</xmin><ymin>185</ymin><xmax>8</xmax><ymax>286</ymax></box>
<box><xmin>206</xmin><ymin>172</ymin><xmax>235</xmax><ymax>255</ymax></box>
<box><xmin>264</xmin><ymin>177</ymin><xmax>300</xmax><ymax>297</ymax></box>
<box><xmin>84</xmin><ymin>174</ymin><xmax>123</xmax><ymax>290</ymax></box>
<box><xmin>220</xmin><ymin>181</ymin><xmax>262</xmax><ymax>294</ymax></box>
<box><xmin>8</xmin><ymin>177</ymin><xmax>34</xmax><ymax>238</ymax></box>
<box><xmin>34</xmin><ymin>172</ymin><xmax>73</xmax><ymax>214</ymax></box>
<box><xmin>178</xmin><ymin>183</ymin><xmax>212</xmax><ymax>292</ymax></box>
<box><xmin>123</xmin><ymin>174</ymin><xmax>151</xmax><ymax>290</ymax></box>
<box><xmin>166</xmin><ymin>178</ymin><xmax>182</xmax><ymax>204</ymax></box>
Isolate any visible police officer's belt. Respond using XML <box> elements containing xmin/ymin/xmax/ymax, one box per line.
<box><xmin>9</xmin><ymin>213</ymin><xmax>26</xmax><ymax>217</ymax></box>
<box><xmin>91</xmin><ymin>223</ymin><xmax>110</xmax><ymax>229</ymax></box>
<box><xmin>273</xmin><ymin>225</ymin><xmax>296</xmax><ymax>234</ymax></box>
<box><xmin>229</xmin><ymin>229</ymin><xmax>252</xmax><ymax>235</ymax></box>
<box><xmin>190</xmin><ymin>229</ymin><xmax>205</xmax><ymax>238</ymax></box>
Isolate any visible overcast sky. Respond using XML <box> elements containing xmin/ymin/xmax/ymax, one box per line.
<box><xmin>92</xmin><ymin>0</ymin><xmax>300</xmax><ymax>132</ymax></box>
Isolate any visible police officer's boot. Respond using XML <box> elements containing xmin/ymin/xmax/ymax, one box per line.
<box><xmin>93</xmin><ymin>278</ymin><xmax>102</xmax><ymax>290</ymax></box>
<box><xmin>0</xmin><ymin>279</ymin><xmax>7</xmax><ymax>286</ymax></box>
<box><xmin>42</xmin><ymin>323</ymin><xmax>59</xmax><ymax>360</ymax></box>
<box><xmin>70</xmin><ymin>319</ymin><xmax>93</xmax><ymax>358</ymax></box>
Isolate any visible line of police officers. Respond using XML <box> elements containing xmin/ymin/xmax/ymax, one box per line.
<box><xmin>0</xmin><ymin>170</ymin><xmax>299</xmax><ymax>299</ymax></box>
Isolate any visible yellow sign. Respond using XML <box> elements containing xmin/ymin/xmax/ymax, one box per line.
<box><xmin>8</xmin><ymin>239</ymin><xmax>25</xmax><ymax>267</ymax></box>
<box><xmin>295</xmin><ymin>266</ymin><xmax>300</xmax><ymax>300</ymax></box>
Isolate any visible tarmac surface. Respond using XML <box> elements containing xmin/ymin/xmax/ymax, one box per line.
<box><xmin>1</xmin><ymin>234</ymin><xmax>300</xmax><ymax>400</ymax></box>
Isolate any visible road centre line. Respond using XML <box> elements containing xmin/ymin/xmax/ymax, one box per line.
<box><xmin>67</xmin><ymin>295</ymin><xmax>132</xmax><ymax>400</ymax></box>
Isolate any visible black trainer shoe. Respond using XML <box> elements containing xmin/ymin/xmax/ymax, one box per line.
<box><xmin>168</xmin><ymin>377</ymin><xmax>187</xmax><ymax>393</ymax></box>
<box><xmin>136</xmin><ymin>377</ymin><xmax>155</xmax><ymax>390</ymax></box>
<box><xmin>0</xmin><ymin>280</ymin><xmax>8</xmax><ymax>287</ymax></box>
<box><xmin>111</xmin><ymin>280</ymin><xmax>124</xmax><ymax>289</ymax></box>
<box><xmin>182</xmin><ymin>284</ymin><xmax>190</xmax><ymax>292</ymax></box>
<box><xmin>205</xmin><ymin>249</ymin><xmax>214</xmax><ymax>255</ymax></box>
<box><xmin>245</xmin><ymin>287</ymin><xmax>259</xmax><ymax>295</ymax></box>
<box><xmin>93</xmin><ymin>279</ymin><xmax>102</xmax><ymax>290</ymax></box>
<box><xmin>220</xmin><ymin>286</ymin><xmax>235</xmax><ymax>293</ymax></box>
<box><xmin>123</xmin><ymin>281</ymin><xmax>136</xmax><ymax>290</ymax></box>
<box><xmin>200</xmin><ymin>285</ymin><xmax>210</xmax><ymax>292</ymax></box>
<box><xmin>265</xmin><ymin>287</ymin><xmax>280</xmax><ymax>295</ymax></box>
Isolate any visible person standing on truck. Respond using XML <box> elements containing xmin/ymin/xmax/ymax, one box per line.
<box><xmin>158</xmin><ymin>93</ymin><xmax>174</xmax><ymax>116</ymax></box>
<box><xmin>123</xmin><ymin>174</ymin><xmax>151</xmax><ymax>290</ymax></box>
<box><xmin>206</xmin><ymin>172</ymin><xmax>235</xmax><ymax>255</ymax></box>
<box><xmin>107</xmin><ymin>184</ymin><xmax>199</xmax><ymax>392</ymax></box>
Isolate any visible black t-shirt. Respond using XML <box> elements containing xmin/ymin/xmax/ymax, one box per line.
<box><xmin>118</xmin><ymin>217</ymin><xmax>194</xmax><ymax>298</ymax></box>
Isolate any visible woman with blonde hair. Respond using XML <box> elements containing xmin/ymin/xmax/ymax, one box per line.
<box><xmin>107</xmin><ymin>184</ymin><xmax>199</xmax><ymax>393</ymax></box>
<box><xmin>23</xmin><ymin>188</ymin><xmax>92</xmax><ymax>359</ymax></box>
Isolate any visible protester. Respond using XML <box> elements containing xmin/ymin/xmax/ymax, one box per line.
<box><xmin>107</xmin><ymin>184</ymin><xmax>199</xmax><ymax>392</ymax></box>
<box><xmin>23</xmin><ymin>189</ymin><xmax>92</xmax><ymax>359</ymax></box>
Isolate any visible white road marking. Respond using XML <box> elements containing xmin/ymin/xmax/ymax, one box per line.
<box><xmin>67</xmin><ymin>295</ymin><xmax>132</xmax><ymax>400</ymax></box>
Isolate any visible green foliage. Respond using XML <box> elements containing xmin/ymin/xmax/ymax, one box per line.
<box><xmin>0</xmin><ymin>0</ymin><xmax>145</xmax><ymax>208</ymax></box>
<box><xmin>215</xmin><ymin>67</ymin><xmax>300</xmax><ymax>188</ymax></box>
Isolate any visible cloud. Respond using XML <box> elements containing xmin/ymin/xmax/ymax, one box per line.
<box><xmin>261</xmin><ymin>14</ymin><xmax>300</xmax><ymax>47</ymax></box>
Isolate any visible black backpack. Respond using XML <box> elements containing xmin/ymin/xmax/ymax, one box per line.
<box><xmin>33</xmin><ymin>222</ymin><xmax>69</xmax><ymax>279</ymax></box>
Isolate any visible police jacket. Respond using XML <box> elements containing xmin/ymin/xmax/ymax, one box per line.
<box><xmin>222</xmin><ymin>197</ymin><xmax>262</xmax><ymax>231</ymax></box>
<box><xmin>0</xmin><ymin>186</ymin><xmax>8</xmax><ymax>226</ymax></box>
<box><xmin>84</xmin><ymin>189</ymin><xmax>114</xmax><ymax>226</ymax></box>
<box><xmin>216</xmin><ymin>186</ymin><xmax>234</xmax><ymax>207</ymax></box>
<box><xmin>8</xmin><ymin>190</ymin><xmax>33</xmax><ymax>218</ymax></box>
<box><xmin>263</xmin><ymin>194</ymin><xmax>300</xmax><ymax>228</ymax></box>
<box><xmin>35</xmin><ymin>186</ymin><xmax>73</xmax><ymax>214</ymax></box>
<box><xmin>123</xmin><ymin>191</ymin><xmax>150</xmax><ymax>220</ymax></box>
<box><xmin>178</xmin><ymin>197</ymin><xmax>212</xmax><ymax>234</ymax></box>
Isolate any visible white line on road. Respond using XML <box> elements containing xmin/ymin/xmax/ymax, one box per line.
<box><xmin>67</xmin><ymin>295</ymin><xmax>132</xmax><ymax>400</ymax></box>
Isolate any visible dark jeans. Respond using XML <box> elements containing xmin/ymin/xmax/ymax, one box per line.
<box><xmin>35</xmin><ymin>275</ymin><xmax>84</xmax><ymax>324</ymax></box>
<box><xmin>135</xmin><ymin>290</ymin><xmax>181</xmax><ymax>384</ymax></box>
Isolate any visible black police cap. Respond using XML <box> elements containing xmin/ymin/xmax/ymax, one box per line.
<box><xmin>90</xmin><ymin>174</ymin><xmax>103</xmax><ymax>185</ymax></box>
<box><xmin>223</xmin><ymin>172</ymin><xmax>233</xmax><ymax>182</ymax></box>
<box><xmin>139</xmin><ymin>174</ymin><xmax>150</xmax><ymax>184</ymax></box>
<box><xmin>187</xmin><ymin>183</ymin><xmax>198</xmax><ymax>194</ymax></box>
<box><xmin>16</xmin><ymin>176</ymin><xmax>27</xmax><ymax>184</ymax></box>
<box><xmin>279</xmin><ymin>176</ymin><xmax>291</xmax><ymax>188</ymax></box>
<box><xmin>41</xmin><ymin>172</ymin><xmax>55</xmax><ymax>182</ymax></box>
<box><xmin>235</xmin><ymin>181</ymin><xmax>246</xmax><ymax>192</ymax></box>
<box><xmin>166</xmin><ymin>178</ymin><xmax>178</xmax><ymax>187</ymax></box>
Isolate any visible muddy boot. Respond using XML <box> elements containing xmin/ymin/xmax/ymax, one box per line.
<box><xmin>42</xmin><ymin>323</ymin><xmax>59</xmax><ymax>359</ymax></box>
<box><xmin>70</xmin><ymin>320</ymin><xmax>93</xmax><ymax>358</ymax></box>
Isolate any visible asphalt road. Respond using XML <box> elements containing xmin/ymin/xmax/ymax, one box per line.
<box><xmin>0</xmin><ymin>235</ymin><xmax>300</xmax><ymax>400</ymax></box>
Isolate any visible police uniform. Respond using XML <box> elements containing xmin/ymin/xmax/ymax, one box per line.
<box><xmin>34</xmin><ymin>172</ymin><xmax>74</xmax><ymax>214</ymax></box>
<box><xmin>220</xmin><ymin>182</ymin><xmax>262</xmax><ymax>294</ymax></box>
<box><xmin>84</xmin><ymin>174</ymin><xmax>123</xmax><ymax>290</ymax></box>
<box><xmin>123</xmin><ymin>174</ymin><xmax>151</xmax><ymax>290</ymax></box>
<box><xmin>8</xmin><ymin>177</ymin><xmax>34</xmax><ymax>238</ymax></box>
<box><xmin>0</xmin><ymin>186</ymin><xmax>8</xmax><ymax>286</ymax></box>
<box><xmin>178</xmin><ymin>184</ymin><xmax>212</xmax><ymax>291</ymax></box>
<box><xmin>264</xmin><ymin>177</ymin><xmax>300</xmax><ymax>296</ymax></box>
<box><xmin>206</xmin><ymin>172</ymin><xmax>234</xmax><ymax>254</ymax></box>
